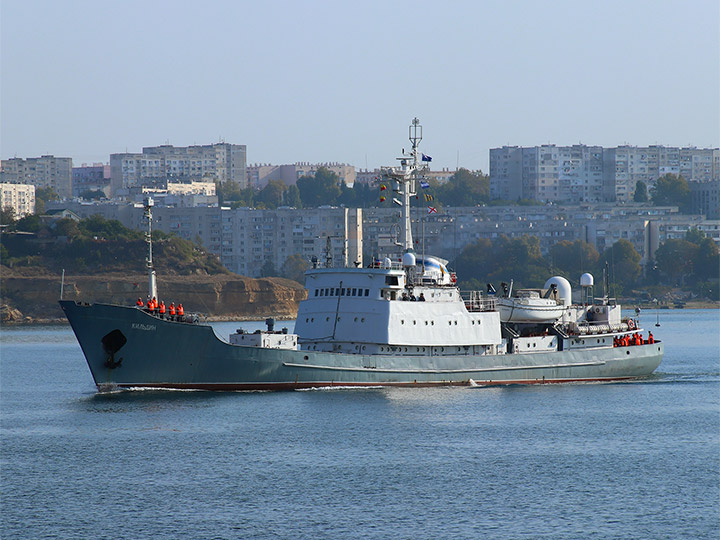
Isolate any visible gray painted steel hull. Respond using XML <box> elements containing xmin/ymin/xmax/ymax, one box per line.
<box><xmin>60</xmin><ymin>301</ymin><xmax>663</xmax><ymax>391</ymax></box>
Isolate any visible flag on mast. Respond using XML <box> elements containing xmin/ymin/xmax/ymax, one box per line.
<box><xmin>427</xmin><ymin>206</ymin><xmax>437</xmax><ymax>214</ymax></box>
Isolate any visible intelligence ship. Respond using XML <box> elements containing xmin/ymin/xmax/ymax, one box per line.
<box><xmin>61</xmin><ymin>119</ymin><xmax>663</xmax><ymax>391</ymax></box>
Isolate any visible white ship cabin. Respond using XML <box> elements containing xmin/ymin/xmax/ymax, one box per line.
<box><xmin>295</xmin><ymin>254</ymin><xmax>503</xmax><ymax>355</ymax></box>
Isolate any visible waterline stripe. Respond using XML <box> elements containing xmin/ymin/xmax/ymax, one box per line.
<box><xmin>281</xmin><ymin>360</ymin><xmax>606</xmax><ymax>374</ymax></box>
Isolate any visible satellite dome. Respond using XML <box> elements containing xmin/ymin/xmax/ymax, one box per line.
<box><xmin>402</xmin><ymin>252</ymin><xmax>416</xmax><ymax>267</ymax></box>
<box><xmin>580</xmin><ymin>273</ymin><xmax>594</xmax><ymax>287</ymax></box>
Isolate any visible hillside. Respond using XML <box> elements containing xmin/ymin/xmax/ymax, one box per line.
<box><xmin>1</xmin><ymin>215</ymin><xmax>307</xmax><ymax>322</ymax></box>
<box><xmin>1</xmin><ymin>267</ymin><xmax>306</xmax><ymax>322</ymax></box>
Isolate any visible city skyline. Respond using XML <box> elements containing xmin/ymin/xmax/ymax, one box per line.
<box><xmin>1</xmin><ymin>0</ymin><xmax>718</xmax><ymax>174</ymax></box>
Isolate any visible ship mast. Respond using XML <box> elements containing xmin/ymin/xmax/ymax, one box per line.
<box><xmin>144</xmin><ymin>197</ymin><xmax>157</xmax><ymax>300</ymax></box>
<box><xmin>382</xmin><ymin>117</ymin><xmax>424</xmax><ymax>253</ymax></box>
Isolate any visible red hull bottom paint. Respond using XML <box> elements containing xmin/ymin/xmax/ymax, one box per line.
<box><xmin>104</xmin><ymin>376</ymin><xmax>638</xmax><ymax>392</ymax></box>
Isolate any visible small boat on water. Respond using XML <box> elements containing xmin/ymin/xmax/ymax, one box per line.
<box><xmin>61</xmin><ymin>118</ymin><xmax>663</xmax><ymax>391</ymax></box>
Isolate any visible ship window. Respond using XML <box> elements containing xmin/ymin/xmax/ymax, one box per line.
<box><xmin>385</xmin><ymin>276</ymin><xmax>399</xmax><ymax>286</ymax></box>
<box><xmin>401</xmin><ymin>320</ymin><xmax>404</xmax><ymax>324</ymax></box>
<box><xmin>364</xmin><ymin>289</ymin><xmax>369</xmax><ymax>296</ymax></box>
<box><xmin>340</xmin><ymin>289</ymin><xmax>345</xmax><ymax>296</ymax></box>
<box><xmin>315</xmin><ymin>290</ymin><xmax>318</xmax><ymax>296</ymax></box>
<box><xmin>328</xmin><ymin>288</ymin><xmax>333</xmax><ymax>296</ymax></box>
<box><xmin>326</xmin><ymin>317</ymin><xmax>330</xmax><ymax>321</ymax></box>
<box><xmin>361</xmin><ymin>318</ymin><xmax>365</xmax><ymax>322</ymax></box>
<box><xmin>354</xmin><ymin>317</ymin><xmax>358</xmax><ymax>322</ymax></box>
<box><xmin>336</xmin><ymin>288</ymin><xmax>340</xmax><ymax>295</ymax></box>
<box><xmin>455</xmin><ymin>321</ymin><xmax>458</xmax><ymax>325</ymax></box>
<box><xmin>448</xmin><ymin>321</ymin><xmax>452</xmax><ymax>325</ymax></box>
<box><xmin>413</xmin><ymin>321</ymin><xmax>416</xmax><ymax>325</ymax></box>
<box><xmin>352</xmin><ymin>288</ymin><xmax>357</xmax><ymax>296</ymax></box>
<box><xmin>346</xmin><ymin>288</ymin><xmax>351</xmax><ymax>296</ymax></box>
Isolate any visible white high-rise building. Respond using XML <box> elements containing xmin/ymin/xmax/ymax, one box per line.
<box><xmin>491</xmin><ymin>145</ymin><xmax>720</xmax><ymax>203</ymax></box>
<box><xmin>1</xmin><ymin>183</ymin><xmax>36</xmax><ymax>217</ymax></box>
<box><xmin>110</xmin><ymin>143</ymin><xmax>247</xmax><ymax>195</ymax></box>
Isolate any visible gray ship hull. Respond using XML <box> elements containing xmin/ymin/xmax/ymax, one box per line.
<box><xmin>60</xmin><ymin>301</ymin><xmax>663</xmax><ymax>391</ymax></box>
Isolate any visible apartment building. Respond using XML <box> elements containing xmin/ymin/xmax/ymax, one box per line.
<box><xmin>0</xmin><ymin>156</ymin><xmax>73</xmax><ymax>198</ymax></box>
<box><xmin>110</xmin><ymin>142</ymin><xmax>247</xmax><ymax>195</ymax></box>
<box><xmin>247</xmin><ymin>163</ymin><xmax>356</xmax><ymax>189</ymax></box>
<box><xmin>1</xmin><ymin>183</ymin><xmax>36</xmax><ymax>217</ymax></box>
<box><xmin>45</xmin><ymin>201</ymin><xmax>362</xmax><ymax>279</ymax></box>
<box><xmin>491</xmin><ymin>145</ymin><xmax>720</xmax><ymax>203</ymax></box>
<box><xmin>73</xmin><ymin>163</ymin><xmax>111</xmax><ymax>197</ymax></box>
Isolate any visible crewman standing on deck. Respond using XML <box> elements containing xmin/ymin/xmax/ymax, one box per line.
<box><xmin>159</xmin><ymin>301</ymin><xmax>166</xmax><ymax>319</ymax></box>
<box><xmin>177</xmin><ymin>303</ymin><xmax>184</xmax><ymax>321</ymax></box>
<box><xmin>136</xmin><ymin>297</ymin><xmax>144</xmax><ymax>307</ymax></box>
<box><xmin>169</xmin><ymin>302</ymin><xmax>176</xmax><ymax>321</ymax></box>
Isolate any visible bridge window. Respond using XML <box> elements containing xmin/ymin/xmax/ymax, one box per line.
<box><xmin>364</xmin><ymin>289</ymin><xmax>369</xmax><ymax>296</ymax></box>
<box><xmin>336</xmin><ymin>288</ymin><xmax>340</xmax><ymax>295</ymax></box>
<box><xmin>315</xmin><ymin>290</ymin><xmax>318</xmax><ymax>296</ymax></box>
<box><xmin>385</xmin><ymin>276</ymin><xmax>399</xmax><ymax>286</ymax></box>
<box><xmin>352</xmin><ymin>288</ymin><xmax>357</xmax><ymax>296</ymax></box>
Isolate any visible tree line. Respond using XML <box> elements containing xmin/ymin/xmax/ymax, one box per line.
<box><xmin>453</xmin><ymin>230</ymin><xmax>719</xmax><ymax>301</ymax></box>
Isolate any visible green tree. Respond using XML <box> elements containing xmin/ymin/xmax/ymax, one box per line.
<box><xmin>437</xmin><ymin>169</ymin><xmax>489</xmax><ymax>206</ymax></box>
<box><xmin>453</xmin><ymin>235</ymin><xmax>549</xmax><ymax>289</ymax></box>
<box><xmin>296</xmin><ymin>167</ymin><xmax>341</xmax><ymax>207</ymax></box>
<box><xmin>633</xmin><ymin>180</ymin><xmax>648</xmax><ymax>202</ymax></box>
<box><xmin>654</xmin><ymin>239</ymin><xmax>698</xmax><ymax>285</ymax></box>
<box><xmin>79</xmin><ymin>189</ymin><xmax>106</xmax><ymax>200</ymax></box>
<box><xmin>256</xmin><ymin>180</ymin><xmax>286</xmax><ymax>209</ymax></box>
<box><xmin>1</xmin><ymin>206</ymin><xmax>16</xmax><ymax>225</ymax></box>
<box><xmin>600</xmin><ymin>239</ymin><xmax>642</xmax><ymax>293</ymax></box>
<box><xmin>14</xmin><ymin>214</ymin><xmax>43</xmax><ymax>233</ymax></box>
<box><xmin>34</xmin><ymin>186</ymin><xmax>60</xmax><ymax>214</ymax></box>
<box><xmin>284</xmin><ymin>185</ymin><xmax>303</xmax><ymax>208</ymax></box>
<box><xmin>685</xmin><ymin>227</ymin><xmax>706</xmax><ymax>245</ymax></box>
<box><xmin>692</xmin><ymin>238</ymin><xmax>720</xmax><ymax>281</ymax></box>
<box><xmin>53</xmin><ymin>218</ymin><xmax>80</xmax><ymax>238</ymax></box>
<box><xmin>549</xmin><ymin>240</ymin><xmax>600</xmax><ymax>281</ymax></box>
<box><xmin>651</xmin><ymin>174</ymin><xmax>691</xmax><ymax>212</ymax></box>
<box><xmin>260</xmin><ymin>259</ymin><xmax>277</xmax><ymax>277</ymax></box>
<box><xmin>280</xmin><ymin>254</ymin><xmax>309</xmax><ymax>283</ymax></box>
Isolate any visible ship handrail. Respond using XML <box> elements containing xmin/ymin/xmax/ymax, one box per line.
<box><xmin>461</xmin><ymin>290</ymin><xmax>497</xmax><ymax>312</ymax></box>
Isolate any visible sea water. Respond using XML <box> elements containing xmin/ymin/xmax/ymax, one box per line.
<box><xmin>1</xmin><ymin>310</ymin><xmax>718</xmax><ymax>539</ymax></box>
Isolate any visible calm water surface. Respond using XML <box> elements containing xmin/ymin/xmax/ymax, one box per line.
<box><xmin>1</xmin><ymin>311</ymin><xmax>719</xmax><ymax>539</ymax></box>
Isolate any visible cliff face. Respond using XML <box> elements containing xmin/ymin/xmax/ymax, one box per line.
<box><xmin>1</xmin><ymin>269</ymin><xmax>307</xmax><ymax>322</ymax></box>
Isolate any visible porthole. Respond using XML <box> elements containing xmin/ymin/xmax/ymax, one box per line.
<box><xmin>326</xmin><ymin>317</ymin><xmax>330</xmax><ymax>322</ymax></box>
<box><xmin>425</xmin><ymin>321</ymin><xmax>429</xmax><ymax>325</ymax></box>
<box><xmin>304</xmin><ymin>355</ymin><xmax>309</xmax><ymax>360</ymax></box>
<box><xmin>354</xmin><ymin>317</ymin><xmax>358</xmax><ymax>322</ymax></box>
<box><xmin>472</xmin><ymin>321</ymin><xmax>475</xmax><ymax>325</ymax></box>
<box><xmin>448</xmin><ymin>321</ymin><xmax>452</xmax><ymax>325</ymax></box>
<box><xmin>454</xmin><ymin>321</ymin><xmax>458</xmax><ymax>325</ymax></box>
<box><xmin>361</xmin><ymin>318</ymin><xmax>365</xmax><ymax>322</ymax></box>
<box><xmin>413</xmin><ymin>320</ymin><xmax>417</xmax><ymax>325</ymax></box>
<box><xmin>401</xmin><ymin>320</ymin><xmax>405</xmax><ymax>324</ymax></box>
<box><xmin>305</xmin><ymin>318</ymin><xmax>309</xmax><ymax>322</ymax></box>
<box><xmin>431</xmin><ymin>321</ymin><xmax>434</xmax><ymax>325</ymax></box>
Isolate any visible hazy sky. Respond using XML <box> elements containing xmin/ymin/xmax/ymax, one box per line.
<box><xmin>1</xmin><ymin>0</ymin><xmax>718</xmax><ymax>173</ymax></box>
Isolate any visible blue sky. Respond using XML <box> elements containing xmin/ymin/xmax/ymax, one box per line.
<box><xmin>1</xmin><ymin>0</ymin><xmax>718</xmax><ymax>173</ymax></box>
